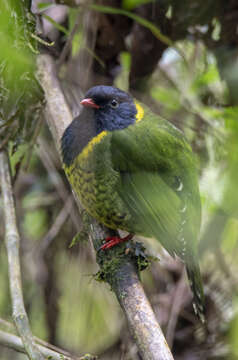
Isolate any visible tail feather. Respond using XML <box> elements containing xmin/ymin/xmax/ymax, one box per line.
<box><xmin>186</xmin><ymin>261</ymin><xmax>205</xmax><ymax>322</ymax></box>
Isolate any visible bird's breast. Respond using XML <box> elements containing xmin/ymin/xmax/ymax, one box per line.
<box><xmin>64</xmin><ymin>132</ymin><xmax>131</xmax><ymax>230</ymax></box>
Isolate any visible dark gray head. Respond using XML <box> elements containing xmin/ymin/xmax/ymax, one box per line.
<box><xmin>81</xmin><ymin>86</ymin><xmax>137</xmax><ymax>133</ymax></box>
<box><xmin>61</xmin><ymin>86</ymin><xmax>137</xmax><ymax>166</ymax></box>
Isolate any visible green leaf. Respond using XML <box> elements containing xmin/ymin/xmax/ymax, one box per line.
<box><xmin>122</xmin><ymin>0</ymin><xmax>154</xmax><ymax>10</ymax></box>
<box><xmin>0</xmin><ymin>0</ymin><xmax>40</xmax><ymax>127</ymax></box>
<box><xmin>192</xmin><ymin>65</ymin><xmax>220</xmax><ymax>92</ymax></box>
<box><xmin>37</xmin><ymin>2</ymin><xmax>54</xmax><ymax>11</ymax></box>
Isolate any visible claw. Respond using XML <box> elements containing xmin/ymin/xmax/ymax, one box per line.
<box><xmin>100</xmin><ymin>234</ymin><xmax>134</xmax><ymax>251</ymax></box>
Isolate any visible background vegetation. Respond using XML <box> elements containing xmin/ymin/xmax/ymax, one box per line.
<box><xmin>1</xmin><ymin>0</ymin><xmax>238</xmax><ymax>359</ymax></box>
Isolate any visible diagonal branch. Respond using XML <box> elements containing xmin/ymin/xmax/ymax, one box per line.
<box><xmin>0</xmin><ymin>329</ymin><xmax>96</xmax><ymax>360</ymax></box>
<box><xmin>0</xmin><ymin>318</ymin><xmax>95</xmax><ymax>360</ymax></box>
<box><xmin>0</xmin><ymin>150</ymin><xmax>44</xmax><ymax>360</ymax></box>
<box><xmin>0</xmin><ymin>330</ymin><xmax>74</xmax><ymax>360</ymax></box>
<box><xmin>37</xmin><ymin>53</ymin><xmax>175</xmax><ymax>360</ymax></box>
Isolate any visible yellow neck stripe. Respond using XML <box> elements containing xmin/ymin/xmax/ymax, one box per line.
<box><xmin>79</xmin><ymin>130</ymin><xmax>108</xmax><ymax>160</ymax></box>
<box><xmin>73</xmin><ymin>103</ymin><xmax>143</xmax><ymax>162</ymax></box>
<box><xmin>135</xmin><ymin>102</ymin><xmax>144</xmax><ymax>122</ymax></box>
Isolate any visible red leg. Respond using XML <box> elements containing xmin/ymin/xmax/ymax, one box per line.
<box><xmin>100</xmin><ymin>233</ymin><xmax>134</xmax><ymax>250</ymax></box>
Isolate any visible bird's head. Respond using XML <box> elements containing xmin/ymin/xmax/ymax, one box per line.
<box><xmin>80</xmin><ymin>86</ymin><xmax>137</xmax><ymax>133</ymax></box>
<box><xmin>61</xmin><ymin>86</ymin><xmax>139</xmax><ymax>166</ymax></box>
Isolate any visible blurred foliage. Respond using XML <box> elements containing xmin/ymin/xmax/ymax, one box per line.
<box><xmin>0</xmin><ymin>0</ymin><xmax>41</xmax><ymax>150</ymax></box>
<box><xmin>1</xmin><ymin>1</ymin><xmax>238</xmax><ymax>360</ymax></box>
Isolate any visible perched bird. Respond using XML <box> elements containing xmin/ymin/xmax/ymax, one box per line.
<box><xmin>61</xmin><ymin>85</ymin><xmax>204</xmax><ymax>320</ymax></box>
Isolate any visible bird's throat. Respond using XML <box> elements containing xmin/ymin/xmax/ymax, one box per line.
<box><xmin>61</xmin><ymin>108</ymin><xmax>98</xmax><ymax>166</ymax></box>
<box><xmin>79</xmin><ymin>130</ymin><xmax>108</xmax><ymax>161</ymax></box>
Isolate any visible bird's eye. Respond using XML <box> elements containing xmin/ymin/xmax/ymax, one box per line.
<box><xmin>110</xmin><ymin>99</ymin><xmax>119</xmax><ymax>108</ymax></box>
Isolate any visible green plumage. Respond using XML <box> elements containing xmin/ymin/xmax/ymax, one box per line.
<box><xmin>61</xmin><ymin>85</ymin><xmax>204</xmax><ymax>320</ymax></box>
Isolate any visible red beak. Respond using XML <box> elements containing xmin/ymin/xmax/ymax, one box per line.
<box><xmin>80</xmin><ymin>98</ymin><xmax>100</xmax><ymax>109</ymax></box>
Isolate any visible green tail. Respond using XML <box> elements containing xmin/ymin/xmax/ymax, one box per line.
<box><xmin>186</xmin><ymin>260</ymin><xmax>205</xmax><ymax>322</ymax></box>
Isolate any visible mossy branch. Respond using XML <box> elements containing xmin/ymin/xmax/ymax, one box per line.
<box><xmin>37</xmin><ymin>53</ymin><xmax>175</xmax><ymax>360</ymax></box>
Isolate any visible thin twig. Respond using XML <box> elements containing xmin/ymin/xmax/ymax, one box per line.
<box><xmin>38</xmin><ymin>195</ymin><xmax>74</xmax><ymax>253</ymax></box>
<box><xmin>58</xmin><ymin>12</ymin><xmax>82</xmax><ymax>67</ymax></box>
<box><xmin>0</xmin><ymin>317</ymin><xmax>92</xmax><ymax>360</ymax></box>
<box><xmin>37</xmin><ymin>53</ymin><xmax>175</xmax><ymax>360</ymax></box>
<box><xmin>0</xmin><ymin>150</ymin><xmax>44</xmax><ymax>360</ymax></box>
<box><xmin>0</xmin><ymin>329</ymin><xmax>86</xmax><ymax>360</ymax></box>
<box><xmin>166</xmin><ymin>269</ymin><xmax>187</xmax><ymax>349</ymax></box>
<box><xmin>0</xmin><ymin>129</ymin><xmax>14</xmax><ymax>150</ymax></box>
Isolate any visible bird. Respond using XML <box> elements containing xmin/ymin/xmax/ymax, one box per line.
<box><xmin>61</xmin><ymin>85</ymin><xmax>205</xmax><ymax>320</ymax></box>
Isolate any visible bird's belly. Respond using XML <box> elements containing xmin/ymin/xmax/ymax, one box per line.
<box><xmin>67</xmin><ymin>165</ymin><xmax>132</xmax><ymax>230</ymax></box>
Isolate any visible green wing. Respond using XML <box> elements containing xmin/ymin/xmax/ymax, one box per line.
<box><xmin>111</xmin><ymin>109</ymin><xmax>201</xmax><ymax>259</ymax></box>
<box><xmin>118</xmin><ymin>170</ymin><xmax>182</xmax><ymax>257</ymax></box>
<box><xmin>111</xmin><ymin>109</ymin><xmax>204</xmax><ymax>317</ymax></box>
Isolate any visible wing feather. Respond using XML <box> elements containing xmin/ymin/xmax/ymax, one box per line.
<box><xmin>119</xmin><ymin>171</ymin><xmax>182</xmax><ymax>257</ymax></box>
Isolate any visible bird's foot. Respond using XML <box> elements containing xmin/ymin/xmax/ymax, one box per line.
<box><xmin>100</xmin><ymin>233</ymin><xmax>134</xmax><ymax>250</ymax></box>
